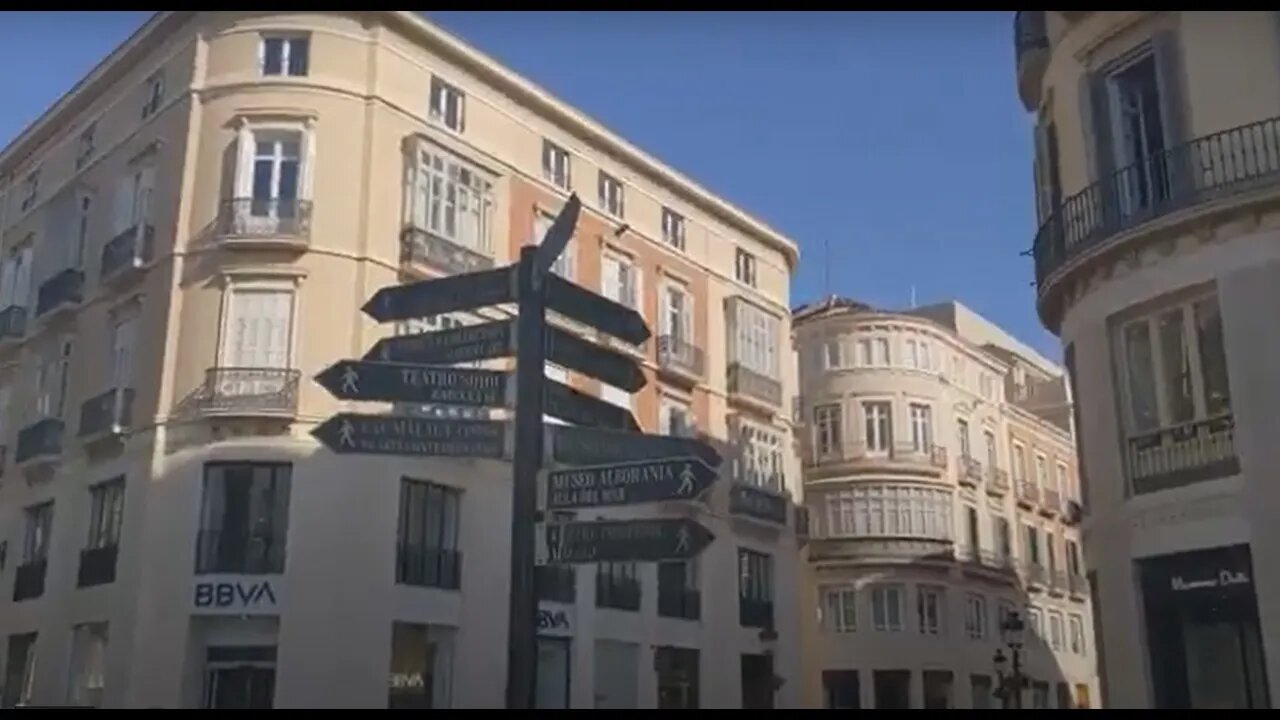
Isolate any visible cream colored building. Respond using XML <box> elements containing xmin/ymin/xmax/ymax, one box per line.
<box><xmin>794</xmin><ymin>297</ymin><xmax>1098</xmax><ymax>709</ymax></box>
<box><xmin>0</xmin><ymin>11</ymin><xmax>806</xmax><ymax>709</ymax></box>
<box><xmin>1018</xmin><ymin>9</ymin><xmax>1280</xmax><ymax>710</ymax></box>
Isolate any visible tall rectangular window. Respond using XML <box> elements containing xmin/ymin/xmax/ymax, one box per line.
<box><xmin>661</xmin><ymin>207</ymin><xmax>686</xmax><ymax>250</ymax></box>
<box><xmin>656</xmin><ymin>646</ymin><xmax>700</xmax><ymax>709</ymax></box>
<box><xmin>733</xmin><ymin>421</ymin><xmax>785</xmax><ymax>491</ymax></box>
<box><xmin>388</xmin><ymin>622</ymin><xmax>454</xmax><ymax>708</ymax></box>
<box><xmin>3</xmin><ymin>633</ymin><xmax>38</xmax><ymax>708</ymax></box>
<box><xmin>738</xmin><ymin>549</ymin><xmax>774</xmax><ymax>629</ymax></box>
<box><xmin>909</xmin><ymin>403</ymin><xmax>932</xmax><ymax>451</ymax></box>
<box><xmin>19</xmin><ymin>170</ymin><xmax>38</xmax><ymax>213</ymax></box>
<box><xmin>596</xmin><ymin>561</ymin><xmax>640</xmax><ymax>611</ymax></box>
<box><xmin>541</xmin><ymin>139</ymin><xmax>571</xmax><ymax>190</ymax></box>
<box><xmin>68</xmin><ymin>622</ymin><xmax>109</xmax><ymax>707</ymax></box>
<box><xmin>112</xmin><ymin>166</ymin><xmax>155</xmax><ymax>238</ymax></box>
<box><xmin>864</xmin><ymin>401</ymin><xmax>892</xmax><ymax>452</ymax></box>
<box><xmin>87</xmin><ymin>478</ymin><xmax>125</xmax><ymax>550</ymax></box>
<box><xmin>917</xmin><ymin>585</ymin><xmax>945</xmax><ymax>636</ymax></box>
<box><xmin>598</xmin><ymin>171</ymin><xmax>624</xmax><ymax>217</ymax></box>
<box><xmin>23</xmin><ymin>502</ymin><xmax>54</xmax><ymax>564</ymax></box>
<box><xmin>109</xmin><ymin>311</ymin><xmax>137</xmax><ymax>389</ymax></box>
<box><xmin>957</xmin><ymin>418</ymin><xmax>971</xmax><ymax>458</ymax></box>
<box><xmin>33</xmin><ymin>336</ymin><xmax>73</xmax><ymax>420</ymax></box>
<box><xmin>142</xmin><ymin>72</ymin><xmax>164</xmax><ymax>119</ymax></box>
<box><xmin>814</xmin><ymin>403</ymin><xmax>842</xmax><ymax>457</ymax></box>
<box><xmin>396</xmin><ymin>479</ymin><xmax>462</xmax><ymax>589</ymax></box>
<box><xmin>735</xmin><ymin>248</ymin><xmax>757</xmax><ymax>287</ymax></box>
<box><xmin>1012</xmin><ymin>443</ymin><xmax>1027</xmax><ymax>482</ymax></box>
<box><xmin>196</xmin><ymin>462</ymin><xmax>291</xmax><ymax>574</ymax></box>
<box><xmin>657</xmin><ymin>560</ymin><xmax>699</xmax><ymax>620</ymax></box>
<box><xmin>659</xmin><ymin>396</ymin><xmax>693</xmax><ymax>438</ymax></box>
<box><xmin>729</xmin><ymin>299</ymin><xmax>779</xmax><ymax>379</ymax></box>
<box><xmin>1069</xmin><ymin>614</ymin><xmax>1086</xmax><ymax>655</ymax></box>
<box><xmin>601</xmin><ymin>252</ymin><xmax>638</xmax><ymax>309</ymax></box>
<box><xmin>260</xmin><ymin>34</ymin><xmax>309</xmax><ymax>76</ymax></box>
<box><xmin>71</xmin><ymin>193</ymin><xmax>91</xmax><ymax>270</ymax></box>
<box><xmin>823</xmin><ymin>587</ymin><xmax>857</xmax><ymax>633</ymax></box>
<box><xmin>407</xmin><ymin>143</ymin><xmax>495</xmax><ymax>256</ymax></box>
<box><xmin>870</xmin><ymin>584</ymin><xmax>904</xmax><ymax>632</ymax></box>
<box><xmin>1024</xmin><ymin>523</ymin><xmax>1041</xmax><ymax>565</ymax></box>
<box><xmin>0</xmin><ymin>242</ymin><xmax>33</xmax><ymax>309</ymax></box>
<box><xmin>1049</xmin><ymin>611</ymin><xmax>1064</xmax><ymax>651</ymax></box>
<box><xmin>77</xmin><ymin>122</ymin><xmax>97</xmax><ymax>170</ymax></box>
<box><xmin>429</xmin><ymin>77</ymin><xmax>465</xmax><ymax>132</ymax></box>
<box><xmin>965</xmin><ymin>593</ymin><xmax>987</xmax><ymax>639</ymax></box>
<box><xmin>660</xmin><ymin>283</ymin><xmax>690</xmax><ymax>346</ymax></box>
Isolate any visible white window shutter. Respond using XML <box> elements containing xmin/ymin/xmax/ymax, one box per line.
<box><xmin>234</xmin><ymin>125</ymin><xmax>255</xmax><ymax>199</ymax></box>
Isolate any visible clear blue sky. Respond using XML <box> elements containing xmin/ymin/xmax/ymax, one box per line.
<box><xmin>0</xmin><ymin>11</ymin><xmax>1056</xmax><ymax>358</ymax></box>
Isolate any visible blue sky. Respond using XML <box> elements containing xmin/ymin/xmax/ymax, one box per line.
<box><xmin>0</xmin><ymin>11</ymin><xmax>1055</xmax><ymax>357</ymax></box>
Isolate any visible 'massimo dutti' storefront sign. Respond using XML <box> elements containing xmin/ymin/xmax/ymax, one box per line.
<box><xmin>1171</xmin><ymin>569</ymin><xmax>1251</xmax><ymax>592</ymax></box>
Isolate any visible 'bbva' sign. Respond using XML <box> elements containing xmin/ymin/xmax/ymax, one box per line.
<box><xmin>194</xmin><ymin>579</ymin><xmax>280</xmax><ymax>612</ymax></box>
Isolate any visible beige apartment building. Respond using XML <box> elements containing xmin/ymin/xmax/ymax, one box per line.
<box><xmin>1018</xmin><ymin>9</ymin><xmax>1280</xmax><ymax>709</ymax></box>
<box><xmin>0</xmin><ymin>11</ymin><xmax>806</xmax><ymax>709</ymax></box>
<box><xmin>794</xmin><ymin>297</ymin><xmax>1098</xmax><ymax>709</ymax></box>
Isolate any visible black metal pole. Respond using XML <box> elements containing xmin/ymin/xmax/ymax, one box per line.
<box><xmin>1011</xmin><ymin>648</ymin><xmax>1023</xmax><ymax>710</ymax></box>
<box><xmin>506</xmin><ymin>246</ymin><xmax>545</xmax><ymax>709</ymax></box>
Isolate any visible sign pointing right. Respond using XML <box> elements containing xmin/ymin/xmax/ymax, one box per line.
<box><xmin>544</xmin><ymin>517</ymin><xmax>714</xmax><ymax>564</ymax></box>
<box><xmin>545</xmin><ymin>456</ymin><xmax>716</xmax><ymax>510</ymax></box>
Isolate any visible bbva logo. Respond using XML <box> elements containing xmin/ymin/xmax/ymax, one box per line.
<box><xmin>194</xmin><ymin>580</ymin><xmax>278</xmax><ymax>609</ymax></box>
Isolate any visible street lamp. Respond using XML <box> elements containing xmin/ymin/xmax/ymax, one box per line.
<box><xmin>993</xmin><ymin>610</ymin><xmax>1026</xmax><ymax>709</ymax></box>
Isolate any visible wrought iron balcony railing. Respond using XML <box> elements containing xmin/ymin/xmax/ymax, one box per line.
<box><xmin>196</xmin><ymin>529</ymin><xmax>286</xmax><ymax>575</ymax></box>
<box><xmin>396</xmin><ymin>544</ymin><xmax>461</xmax><ymax>590</ymax></box>
<box><xmin>656</xmin><ymin>334</ymin><xmax>705</xmax><ymax>379</ymax></box>
<box><xmin>0</xmin><ymin>304</ymin><xmax>26</xmax><ymax>342</ymax></box>
<box><xmin>1125</xmin><ymin>414</ymin><xmax>1239</xmax><ymax>495</ymax></box>
<box><xmin>196</xmin><ymin>367</ymin><xmax>300</xmax><ymax>416</ymax></box>
<box><xmin>217</xmin><ymin>197</ymin><xmax>312</xmax><ymax>242</ymax></box>
<box><xmin>101</xmin><ymin>223</ymin><xmax>155</xmax><ymax>281</ymax></box>
<box><xmin>658</xmin><ymin>587</ymin><xmax>701</xmax><ymax>621</ymax></box>
<box><xmin>14</xmin><ymin>417</ymin><xmax>64</xmax><ymax>465</ymax></box>
<box><xmin>12</xmin><ymin>560</ymin><xmax>47</xmax><ymax>602</ymax></box>
<box><xmin>1034</xmin><ymin>116</ymin><xmax>1280</xmax><ymax>291</ymax></box>
<box><xmin>596</xmin><ymin>575</ymin><xmax>641</xmax><ymax>612</ymax></box>
<box><xmin>739</xmin><ymin>598</ymin><xmax>774</xmax><ymax>630</ymax></box>
<box><xmin>727</xmin><ymin>362</ymin><xmax>782</xmax><ymax>407</ymax></box>
<box><xmin>78</xmin><ymin>387</ymin><xmax>134</xmax><ymax>438</ymax></box>
<box><xmin>35</xmin><ymin>268</ymin><xmax>84</xmax><ymax>318</ymax></box>
<box><xmin>535</xmin><ymin>564</ymin><xmax>575</xmax><ymax>604</ymax></box>
<box><xmin>77</xmin><ymin>545</ymin><xmax>118</xmax><ymax>588</ymax></box>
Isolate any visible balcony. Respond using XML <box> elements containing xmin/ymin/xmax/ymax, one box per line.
<box><xmin>78</xmin><ymin>387</ymin><xmax>134</xmax><ymax>440</ymax></box>
<box><xmin>807</xmin><ymin>441</ymin><xmax>948</xmax><ymax>477</ymax></box>
<box><xmin>957</xmin><ymin>547</ymin><xmax>1018</xmax><ymax>584</ymax></box>
<box><xmin>1033</xmin><ymin>117</ymin><xmax>1280</xmax><ymax>329</ymax></box>
<box><xmin>1049</xmin><ymin>569</ymin><xmax>1069</xmax><ymax>596</ymax></box>
<box><xmin>808</xmin><ymin>536</ymin><xmax>954</xmax><ymax>565</ymax></box>
<box><xmin>1016</xmin><ymin>479</ymin><xmax>1039</xmax><ymax>508</ymax></box>
<box><xmin>34</xmin><ymin>267</ymin><xmax>85</xmax><ymax>320</ymax></box>
<box><xmin>1125</xmin><ymin>415</ymin><xmax>1239</xmax><ymax>495</ymax></box>
<box><xmin>958</xmin><ymin>455</ymin><xmax>983</xmax><ymax>488</ymax></box>
<box><xmin>216</xmin><ymin>198</ymin><xmax>312</xmax><ymax>249</ymax></box>
<box><xmin>1014</xmin><ymin>11</ymin><xmax>1048</xmax><ymax>110</ymax></box>
<box><xmin>14</xmin><ymin>417</ymin><xmax>64</xmax><ymax>468</ymax></box>
<box><xmin>1040</xmin><ymin>487</ymin><xmax>1061</xmax><ymax>517</ymax></box>
<box><xmin>196</xmin><ymin>367</ymin><xmax>300</xmax><ymax>418</ymax></box>
<box><xmin>596</xmin><ymin>574</ymin><xmax>641</xmax><ymax>612</ymax></box>
<box><xmin>986</xmin><ymin>467</ymin><xmax>1011</xmax><ymax>496</ymax></box>
<box><xmin>535</xmin><ymin>564</ymin><xmax>575</xmax><ymax>604</ymax></box>
<box><xmin>395</xmin><ymin>544</ymin><xmax>461</xmax><ymax>590</ymax></box>
<box><xmin>77</xmin><ymin>545</ymin><xmax>118</xmax><ymax>588</ymax></box>
<box><xmin>12</xmin><ymin>560</ymin><xmax>47</xmax><ymax>602</ymax></box>
<box><xmin>1024</xmin><ymin>561</ymin><xmax>1047</xmax><ymax>590</ymax></box>
<box><xmin>656</xmin><ymin>335</ymin><xmax>704</xmax><ymax>385</ymax></box>
<box><xmin>195</xmin><ymin>529</ymin><xmax>286</xmax><ymax>575</ymax></box>
<box><xmin>658</xmin><ymin>587</ymin><xmax>701</xmax><ymax>621</ymax></box>
<box><xmin>400</xmin><ymin>223</ymin><xmax>493</xmax><ymax>276</ymax></box>
<box><xmin>0</xmin><ymin>304</ymin><xmax>26</xmax><ymax>344</ymax></box>
<box><xmin>739</xmin><ymin>597</ymin><xmax>774</xmax><ymax>630</ymax></box>
<box><xmin>100</xmin><ymin>223</ymin><xmax>155</xmax><ymax>285</ymax></box>
<box><xmin>727</xmin><ymin>362</ymin><xmax>782</xmax><ymax>409</ymax></box>
<box><xmin>1068</xmin><ymin>571</ymin><xmax>1089</xmax><ymax>600</ymax></box>
<box><xmin>1063</xmin><ymin>499</ymin><xmax>1085</xmax><ymax>525</ymax></box>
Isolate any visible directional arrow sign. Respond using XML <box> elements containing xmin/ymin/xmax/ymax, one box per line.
<box><xmin>312</xmin><ymin>413</ymin><xmax>507</xmax><ymax>459</ymax></box>
<box><xmin>546</xmin><ymin>324</ymin><xmax>646</xmax><ymax>393</ymax></box>
<box><xmin>544</xmin><ymin>379</ymin><xmax>639</xmax><ymax>431</ymax></box>
<box><xmin>548</xmin><ymin>425</ymin><xmax>722</xmax><ymax>468</ymax></box>
<box><xmin>544</xmin><ymin>518</ymin><xmax>714</xmax><ymax>564</ymax></box>
<box><xmin>315</xmin><ymin>360</ymin><xmax>510</xmax><ymax>407</ymax></box>
<box><xmin>546</xmin><ymin>273</ymin><xmax>651</xmax><ymax>346</ymax></box>
<box><xmin>362</xmin><ymin>265</ymin><xmax>516</xmax><ymax>323</ymax></box>
<box><xmin>544</xmin><ymin>456</ymin><xmax>716</xmax><ymax>510</ymax></box>
<box><xmin>533</xmin><ymin>194</ymin><xmax>581</xmax><ymax>278</ymax></box>
<box><xmin>363</xmin><ymin>319</ymin><xmax>515</xmax><ymax>365</ymax></box>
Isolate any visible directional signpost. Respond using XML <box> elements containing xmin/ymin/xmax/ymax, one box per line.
<box><xmin>314</xmin><ymin>192</ymin><xmax>732</xmax><ymax>709</ymax></box>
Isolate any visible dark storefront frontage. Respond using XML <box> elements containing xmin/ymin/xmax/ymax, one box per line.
<box><xmin>1138</xmin><ymin>543</ymin><xmax>1270</xmax><ymax>709</ymax></box>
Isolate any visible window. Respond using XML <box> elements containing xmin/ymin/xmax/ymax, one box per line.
<box><xmin>68</xmin><ymin>622</ymin><xmax>109</xmax><ymax>707</ymax></box>
<box><xmin>957</xmin><ymin>418</ymin><xmax>970</xmax><ymax>459</ymax></box>
<box><xmin>997</xmin><ymin>601</ymin><xmax>1016</xmax><ymax>630</ymax></box>
<box><xmin>23</xmin><ymin>502</ymin><xmax>54</xmax><ymax>563</ymax></box>
<box><xmin>406</xmin><ymin>142</ymin><xmax>494</xmax><ymax>255</ymax></box>
<box><xmin>397</xmin><ymin>479</ymin><xmax>461</xmax><ymax>589</ymax></box>
<box><xmin>735</xmin><ymin>248</ymin><xmax>757</xmax><ymax>287</ymax></box>
<box><xmin>247</xmin><ymin>130</ymin><xmax>302</xmax><ymax>213</ymax></box>
<box><xmin>0</xmin><ymin>242</ymin><xmax>33</xmax><ymax>309</ymax></box>
<box><xmin>965</xmin><ymin>506</ymin><xmax>980</xmax><ymax>553</ymax></box>
<box><xmin>824</xmin><ymin>340</ymin><xmax>843</xmax><ymax>369</ymax></box>
<box><xmin>1049</xmin><ymin>611</ymin><xmax>1064</xmax><ymax>651</ymax></box>
<box><xmin>596</xmin><ymin>561</ymin><xmax>640</xmax><ymax>611</ymax></box>
<box><xmin>221</xmin><ymin>285</ymin><xmax>294</xmax><ymax>373</ymax></box>
<box><xmin>733</xmin><ymin>421</ymin><xmax>785</xmax><ymax>491</ymax></box>
<box><xmin>1012</xmin><ymin>442</ymin><xmax>1027</xmax><ymax>482</ymax></box>
<box><xmin>863</xmin><ymin>401</ymin><xmax>892</xmax><ymax>452</ymax></box>
<box><xmin>660</xmin><ymin>282</ymin><xmax>690</xmax><ymax>346</ymax></box>
<box><xmin>142</xmin><ymin>72</ymin><xmax>164</xmax><ymax>119</ymax></box>
<box><xmin>19</xmin><ymin>170</ymin><xmax>38</xmax><ymax>213</ymax></box>
<box><xmin>814</xmin><ymin>404</ymin><xmax>842</xmax><ymax>457</ymax></box>
<box><xmin>657</xmin><ymin>560</ymin><xmax>699</xmax><ymax>620</ymax></box>
<box><xmin>655</xmin><ymin>646</ymin><xmax>699</xmax><ymax>709</ymax></box>
<box><xmin>729</xmin><ymin>298</ymin><xmax>779</xmax><ymax>379</ymax></box>
<box><xmin>984</xmin><ymin>430</ymin><xmax>998</xmax><ymax>470</ymax></box>
<box><xmin>113</xmin><ymin>165</ymin><xmax>155</xmax><ymax>238</ymax></box>
<box><xmin>917</xmin><ymin>585</ymin><xmax>945</xmax><ymax>636</ymax></box>
<box><xmin>874</xmin><ymin>338</ymin><xmax>890</xmax><ymax>366</ymax></box>
<box><xmin>870</xmin><ymin>584</ymin><xmax>904</xmax><ymax>632</ymax></box>
<box><xmin>738</xmin><ymin>549</ymin><xmax>774</xmax><ymax>628</ymax></box>
<box><xmin>260</xmin><ymin>34</ymin><xmax>309</xmax><ymax>76</ymax></box>
<box><xmin>971</xmin><ymin>674</ymin><xmax>994</xmax><ymax>710</ymax></box>
<box><xmin>823</xmin><ymin>587</ymin><xmax>857</xmax><ymax>633</ymax></box>
<box><xmin>1056</xmin><ymin>462</ymin><xmax>1069</xmax><ymax>498</ymax></box>
<box><xmin>818</xmin><ymin>484</ymin><xmax>953</xmax><ymax>540</ymax></box>
<box><xmin>598</xmin><ymin>171</ymin><xmax>624</xmax><ymax>217</ymax></box>
<box><xmin>1105</xmin><ymin>53</ymin><xmax>1169</xmax><ymax>212</ymax></box>
<box><xmin>1066</xmin><ymin>539</ymin><xmax>1081</xmax><ymax>577</ymax></box>
<box><xmin>70</xmin><ymin>193</ymin><xmax>92</xmax><ymax>270</ymax></box>
<box><xmin>857</xmin><ymin>339</ymin><xmax>872</xmax><ymax>366</ymax></box>
<box><xmin>77</xmin><ymin>122</ymin><xmax>97</xmax><ymax>170</ymax></box>
<box><xmin>920</xmin><ymin>341</ymin><xmax>932</xmax><ymax>371</ymax></box>
<box><xmin>109</xmin><ymin>309</ymin><xmax>137</xmax><ymax>389</ymax></box>
<box><xmin>33</xmin><ymin>336</ymin><xmax>73</xmax><ymax>420</ymax></box>
<box><xmin>923</xmin><ymin>670</ymin><xmax>953</xmax><ymax>710</ymax></box>
<box><xmin>905</xmin><ymin>338</ymin><xmax>919</xmax><ymax>368</ymax></box>
<box><xmin>994</xmin><ymin>516</ymin><xmax>1012</xmax><ymax>561</ymax></box>
<box><xmin>388</xmin><ymin>622</ymin><xmax>455</xmax><ymax>708</ymax></box>
<box><xmin>534</xmin><ymin>210</ymin><xmax>573</xmax><ymax>279</ymax></box>
<box><xmin>980</xmin><ymin>372</ymin><xmax>993</xmax><ymax>399</ymax></box>
<box><xmin>965</xmin><ymin>594</ymin><xmax>987</xmax><ymax>639</ymax></box>
<box><xmin>196</xmin><ymin>462</ymin><xmax>291</xmax><ymax>574</ymax></box>
<box><xmin>601</xmin><ymin>252</ymin><xmax>638</xmax><ymax>309</ymax></box>
<box><xmin>1047</xmin><ymin>534</ymin><xmax>1059</xmax><ymax>573</ymax></box>
<box><xmin>3</xmin><ymin>633</ymin><xmax>38</xmax><ymax>708</ymax></box>
<box><xmin>1028</xmin><ymin>607</ymin><xmax>1043</xmax><ymax>639</ymax></box>
<box><xmin>541</xmin><ymin>139</ymin><xmax>571</xmax><ymax>190</ymax></box>
<box><xmin>87</xmin><ymin>478</ymin><xmax>125</xmax><ymax>550</ymax></box>
<box><xmin>1035</xmin><ymin>453</ymin><xmax>1049</xmax><ymax>489</ymax></box>
<box><xmin>909</xmin><ymin>403</ymin><xmax>933</xmax><ymax>451</ymax></box>
<box><xmin>659</xmin><ymin>396</ymin><xmax>693</xmax><ymax>437</ymax></box>
<box><xmin>1069</xmin><ymin>614</ymin><xmax>1086</xmax><ymax>655</ymax></box>
<box><xmin>661</xmin><ymin>207</ymin><xmax>686</xmax><ymax>250</ymax></box>
<box><xmin>1023</xmin><ymin>523</ymin><xmax>1041</xmax><ymax>565</ymax></box>
<box><xmin>429</xmin><ymin>77</ymin><xmax>465</xmax><ymax>132</ymax></box>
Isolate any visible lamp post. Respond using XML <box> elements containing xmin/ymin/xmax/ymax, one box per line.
<box><xmin>993</xmin><ymin>610</ymin><xmax>1026</xmax><ymax>709</ymax></box>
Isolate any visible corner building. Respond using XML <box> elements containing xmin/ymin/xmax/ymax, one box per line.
<box><xmin>1018</xmin><ymin>10</ymin><xmax>1280</xmax><ymax>709</ymax></box>
<box><xmin>794</xmin><ymin>298</ymin><xmax>1099</xmax><ymax>709</ymax></box>
<box><xmin>0</xmin><ymin>11</ymin><xmax>805</xmax><ymax>708</ymax></box>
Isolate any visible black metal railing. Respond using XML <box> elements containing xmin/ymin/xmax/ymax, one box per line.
<box><xmin>195</xmin><ymin>529</ymin><xmax>286</xmax><ymax>575</ymax></box>
<box><xmin>218</xmin><ymin>198</ymin><xmax>312</xmax><ymax>241</ymax></box>
<box><xmin>395</xmin><ymin>544</ymin><xmax>462</xmax><ymax>590</ymax></box>
<box><xmin>0</xmin><ymin>304</ymin><xmax>26</xmax><ymax>341</ymax></box>
<box><xmin>100</xmin><ymin>223</ymin><xmax>155</xmax><ymax>281</ymax></box>
<box><xmin>1034</xmin><ymin>116</ymin><xmax>1280</xmax><ymax>289</ymax></box>
<box><xmin>727</xmin><ymin>362</ymin><xmax>782</xmax><ymax>407</ymax></box>
<box><xmin>739</xmin><ymin>597</ymin><xmax>774</xmax><ymax>630</ymax></box>
<box><xmin>78</xmin><ymin>387</ymin><xmax>135</xmax><ymax>437</ymax></box>
<box><xmin>595</xmin><ymin>574</ymin><xmax>641</xmax><ymax>611</ymax></box>
<box><xmin>658</xmin><ymin>587</ymin><xmax>701</xmax><ymax>621</ymax></box>
<box><xmin>535</xmin><ymin>564</ymin><xmax>576</xmax><ymax>604</ymax></box>
<box><xmin>1014</xmin><ymin>11</ymin><xmax>1048</xmax><ymax>59</ymax></box>
<box><xmin>657</xmin><ymin>335</ymin><xmax>705</xmax><ymax>378</ymax></box>
<box><xmin>197</xmin><ymin>367</ymin><xmax>300</xmax><ymax>416</ymax></box>
<box><xmin>35</xmin><ymin>268</ymin><xmax>85</xmax><ymax>318</ymax></box>
<box><xmin>14</xmin><ymin>417</ymin><xmax>64</xmax><ymax>464</ymax></box>
<box><xmin>1125</xmin><ymin>414</ymin><xmax>1239</xmax><ymax>494</ymax></box>
<box><xmin>13</xmin><ymin>560</ymin><xmax>47</xmax><ymax>602</ymax></box>
<box><xmin>400</xmin><ymin>224</ymin><xmax>493</xmax><ymax>275</ymax></box>
<box><xmin>77</xmin><ymin>545</ymin><xmax>118</xmax><ymax>588</ymax></box>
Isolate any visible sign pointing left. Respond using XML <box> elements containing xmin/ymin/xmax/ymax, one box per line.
<box><xmin>312</xmin><ymin>413</ymin><xmax>507</xmax><ymax>459</ymax></box>
<box><xmin>362</xmin><ymin>265</ymin><xmax>516</xmax><ymax>323</ymax></box>
<box><xmin>315</xmin><ymin>360</ymin><xmax>509</xmax><ymax>407</ymax></box>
